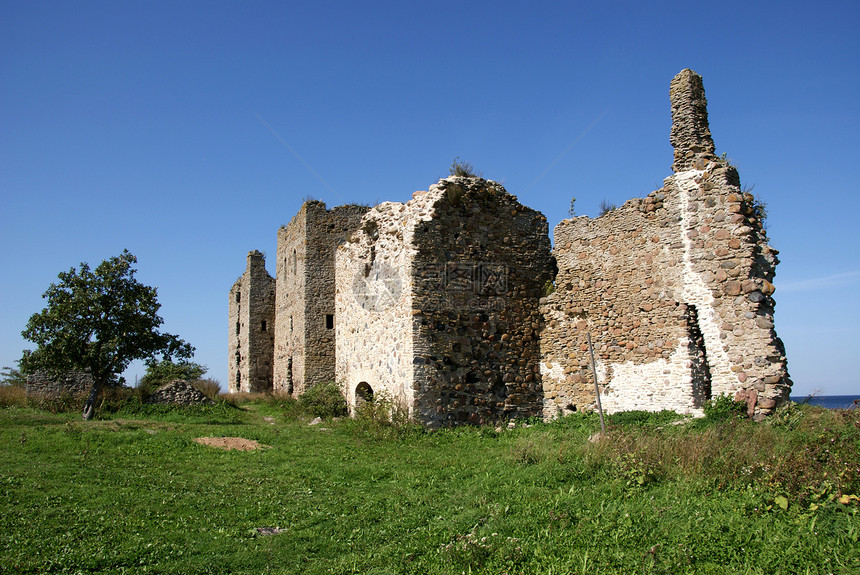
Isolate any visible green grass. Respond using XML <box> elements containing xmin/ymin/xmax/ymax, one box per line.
<box><xmin>0</xmin><ymin>400</ymin><xmax>857</xmax><ymax>574</ymax></box>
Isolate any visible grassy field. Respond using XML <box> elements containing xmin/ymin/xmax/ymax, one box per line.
<box><xmin>0</xmin><ymin>395</ymin><xmax>858</xmax><ymax>574</ymax></box>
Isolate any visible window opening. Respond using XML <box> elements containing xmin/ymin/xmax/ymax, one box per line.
<box><xmin>325</xmin><ymin>314</ymin><xmax>334</xmax><ymax>329</ymax></box>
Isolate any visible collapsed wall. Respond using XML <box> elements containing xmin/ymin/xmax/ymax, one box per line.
<box><xmin>541</xmin><ymin>69</ymin><xmax>791</xmax><ymax>418</ymax></box>
<box><xmin>274</xmin><ymin>201</ymin><xmax>369</xmax><ymax>395</ymax></box>
<box><xmin>337</xmin><ymin>177</ymin><xmax>554</xmax><ymax>426</ymax></box>
<box><xmin>228</xmin><ymin>250</ymin><xmax>275</xmax><ymax>393</ymax></box>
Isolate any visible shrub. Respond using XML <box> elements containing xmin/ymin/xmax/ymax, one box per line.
<box><xmin>703</xmin><ymin>394</ymin><xmax>748</xmax><ymax>421</ymax></box>
<box><xmin>298</xmin><ymin>381</ymin><xmax>348</xmax><ymax>418</ymax></box>
<box><xmin>347</xmin><ymin>390</ymin><xmax>414</xmax><ymax>439</ymax></box>
<box><xmin>140</xmin><ymin>359</ymin><xmax>207</xmax><ymax>389</ymax></box>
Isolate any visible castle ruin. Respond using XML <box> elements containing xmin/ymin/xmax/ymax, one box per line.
<box><xmin>228</xmin><ymin>69</ymin><xmax>791</xmax><ymax>423</ymax></box>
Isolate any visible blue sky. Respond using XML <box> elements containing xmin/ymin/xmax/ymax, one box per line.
<box><xmin>2</xmin><ymin>1</ymin><xmax>858</xmax><ymax>395</ymax></box>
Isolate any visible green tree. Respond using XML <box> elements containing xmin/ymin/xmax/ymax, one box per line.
<box><xmin>0</xmin><ymin>361</ymin><xmax>28</xmax><ymax>387</ymax></box>
<box><xmin>140</xmin><ymin>359</ymin><xmax>207</xmax><ymax>389</ymax></box>
<box><xmin>21</xmin><ymin>250</ymin><xmax>193</xmax><ymax>420</ymax></box>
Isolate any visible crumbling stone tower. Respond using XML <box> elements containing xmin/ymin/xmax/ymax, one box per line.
<box><xmin>336</xmin><ymin>177</ymin><xmax>554</xmax><ymax>426</ymax></box>
<box><xmin>273</xmin><ymin>201</ymin><xmax>369</xmax><ymax>395</ymax></box>
<box><xmin>228</xmin><ymin>250</ymin><xmax>275</xmax><ymax>393</ymax></box>
<box><xmin>540</xmin><ymin>69</ymin><xmax>791</xmax><ymax>418</ymax></box>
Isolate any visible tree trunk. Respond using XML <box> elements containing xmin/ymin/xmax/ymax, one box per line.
<box><xmin>82</xmin><ymin>380</ymin><xmax>103</xmax><ymax>421</ymax></box>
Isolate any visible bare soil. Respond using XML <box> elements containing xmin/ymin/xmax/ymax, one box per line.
<box><xmin>193</xmin><ymin>437</ymin><xmax>269</xmax><ymax>451</ymax></box>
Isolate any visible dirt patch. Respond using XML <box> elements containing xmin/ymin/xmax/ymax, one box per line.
<box><xmin>194</xmin><ymin>437</ymin><xmax>270</xmax><ymax>451</ymax></box>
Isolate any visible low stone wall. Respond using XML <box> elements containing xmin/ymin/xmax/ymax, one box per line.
<box><xmin>146</xmin><ymin>380</ymin><xmax>215</xmax><ymax>406</ymax></box>
<box><xmin>25</xmin><ymin>371</ymin><xmax>93</xmax><ymax>398</ymax></box>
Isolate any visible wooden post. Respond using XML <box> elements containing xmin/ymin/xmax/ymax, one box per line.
<box><xmin>587</xmin><ymin>331</ymin><xmax>606</xmax><ymax>434</ymax></box>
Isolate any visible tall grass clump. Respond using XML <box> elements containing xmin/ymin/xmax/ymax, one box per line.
<box><xmin>0</xmin><ymin>384</ymin><xmax>27</xmax><ymax>408</ymax></box>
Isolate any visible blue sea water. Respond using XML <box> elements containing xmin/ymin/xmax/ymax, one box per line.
<box><xmin>789</xmin><ymin>395</ymin><xmax>860</xmax><ymax>409</ymax></box>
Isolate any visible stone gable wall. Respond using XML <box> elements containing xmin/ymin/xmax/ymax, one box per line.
<box><xmin>274</xmin><ymin>206</ymin><xmax>307</xmax><ymax>394</ymax></box>
<box><xmin>411</xmin><ymin>178</ymin><xmax>553</xmax><ymax>426</ymax></box>
<box><xmin>228</xmin><ymin>250</ymin><xmax>275</xmax><ymax>393</ymax></box>
<box><xmin>336</xmin><ymin>177</ymin><xmax>554</xmax><ymax>426</ymax></box>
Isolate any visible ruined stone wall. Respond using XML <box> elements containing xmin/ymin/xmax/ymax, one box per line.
<box><xmin>336</xmin><ymin>196</ymin><xmax>433</xmax><ymax>412</ymax></box>
<box><xmin>275</xmin><ymin>202</ymin><xmax>368</xmax><ymax>396</ymax></box>
<box><xmin>274</xmin><ymin>207</ymin><xmax>307</xmax><ymax>394</ymax></box>
<box><xmin>336</xmin><ymin>177</ymin><xmax>553</xmax><ymax>426</ymax></box>
<box><xmin>25</xmin><ymin>371</ymin><xmax>93</xmax><ymax>398</ymax></box>
<box><xmin>146</xmin><ymin>380</ymin><xmax>215</xmax><ymax>405</ymax></box>
<box><xmin>228</xmin><ymin>250</ymin><xmax>275</xmax><ymax>393</ymax></box>
<box><xmin>541</xmin><ymin>69</ymin><xmax>790</xmax><ymax>418</ymax></box>
<box><xmin>411</xmin><ymin>178</ymin><xmax>554</xmax><ymax>426</ymax></box>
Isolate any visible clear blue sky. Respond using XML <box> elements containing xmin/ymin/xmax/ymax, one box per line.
<box><xmin>2</xmin><ymin>1</ymin><xmax>858</xmax><ymax>396</ymax></box>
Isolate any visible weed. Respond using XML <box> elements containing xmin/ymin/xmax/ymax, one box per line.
<box><xmin>703</xmin><ymin>393</ymin><xmax>748</xmax><ymax>421</ymax></box>
<box><xmin>598</xmin><ymin>199</ymin><xmax>617</xmax><ymax>216</ymax></box>
<box><xmin>449</xmin><ymin>156</ymin><xmax>480</xmax><ymax>178</ymax></box>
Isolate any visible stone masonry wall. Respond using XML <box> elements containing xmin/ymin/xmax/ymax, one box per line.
<box><xmin>541</xmin><ymin>69</ymin><xmax>790</xmax><ymax>419</ymax></box>
<box><xmin>275</xmin><ymin>202</ymin><xmax>368</xmax><ymax>396</ymax></box>
<box><xmin>26</xmin><ymin>371</ymin><xmax>93</xmax><ymax>398</ymax></box>
<box><xmin>336</xmin><ymin>192</ymin><xmax>446</xmax><ymax>412</ymax></box>
<box><xmin>228</xmin><ymin>250</ymin><xmax>275</xmax><ymax>393</ymax></box>
<box><xmin>274</xmin><ymin>207</ymin><xmax>307</xmax><ymax>394</ymax></box>
<box><xmin>411</xmin><ymin>178</ymin><xmax>554</xmax><ymax>426</ymax></box>
<box><xmin>336</xmin><ymin>177</ymin><xmax>553</xmax><ymax>426</ymax></box>
<box><xmin>234</xmin><ymin>69</ymin><xmax>792</xmax><ymax>421</ymax></box>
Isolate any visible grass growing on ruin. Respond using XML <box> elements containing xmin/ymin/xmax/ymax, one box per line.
<box><xmin>0</xmin><ymin>398</ymin><xmax>858</xmax><ymax>574</ymax></box>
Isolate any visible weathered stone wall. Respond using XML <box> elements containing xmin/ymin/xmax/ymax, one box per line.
<box><xmin>336</xmin><ymin>198</ymin><xmax>426</xmax><ymax>411</ymax></box>
<box><xmin>232</xmin><ymin>68</ymin><xmax>792</xmax><ymax>421</ymax></box>
<box><xmin>25</xmin><ymin>371</ymin><xmax>93</xmax><ymax>398</ymax></box>
<box><xmin>228</xmin><ymin>250</ymin><xmax>275</xmax><ymax>393</ymax></box>
<box><xmin>274</xmin><ymin>202</ymin><xmax>368</xmax><ymax>396</ymax></box>
<box><xmin>412</xmin><ymin>178</ymin><xmax>554</xmax><ymax>425</ymax></box>
<box><xmin>541</xmin><ymin>69</ymin><xmax>790</xmax><ymax>419</ymax></box>
<box><xmin>336</xmin><ymin>177</ymin><xmax>554</xmax><ymax>426</ymax></box>
<box><xmin>146</xmin><ymin>379</ymin><xmax>215</xmax><ymax>405</ymax></box>
<box><xmin>273</xmin><ymin>207</ymin><xmax>307</xmax><ymax>394</ymax></box>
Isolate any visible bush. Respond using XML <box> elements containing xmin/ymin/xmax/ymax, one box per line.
<box><xmin>298</xmin><ymin>381</ymin><xmax>348</xmax><ymax>418</ymax></box>
<box><xmin>140</xmin><ymin>359</ymin><xmax>207</xmax><ymax>389</ymax></box>
<box><xmin>703</xmin><ymin>394</ymin><xmax>748</xmax><ymax>421</ymax></box>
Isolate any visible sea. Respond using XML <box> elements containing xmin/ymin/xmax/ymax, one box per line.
<box><xmin>789</xmin><ymin>395</ymin><xmax>860</xmax><ymax>410</ymax></box>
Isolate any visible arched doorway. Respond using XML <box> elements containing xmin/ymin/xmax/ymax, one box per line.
<box><xmin>355</xmin><ymin>382</ymin><xmax>373</xmax><ymax>409</ymax></box>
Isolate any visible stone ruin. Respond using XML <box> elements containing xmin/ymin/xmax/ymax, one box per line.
<box><xmin>145</xmin><ymin>380</ymin><xmax>215</xmax><ymax>406</ymax></box>
<box><xmin>229</xmin><ymin>69</ymin><xmax>791</xmax><ymax>424</ymax></box>
<box><xmin>25</xmin><ymin>371</ymin><xmax>93</xmax><ymax>399</ymax></box>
